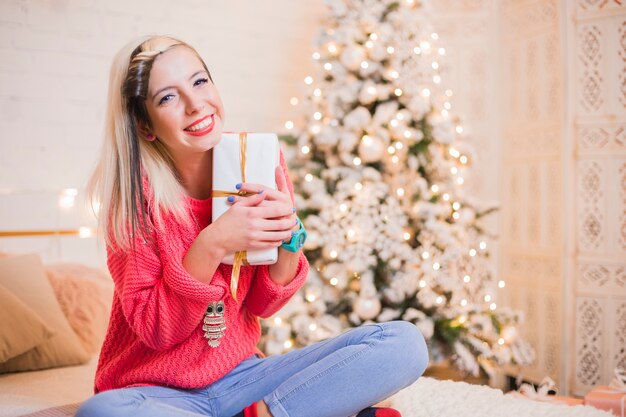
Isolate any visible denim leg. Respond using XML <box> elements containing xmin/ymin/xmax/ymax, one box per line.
<box><xmin>76</xmin><ymin>385</ymin><xmax>214</xmax><ymax>417</ymax></box>
<box><xmin>210</xmin><ymin>321</ymin><xmax>428</xmax><ymax>417</ymax></box>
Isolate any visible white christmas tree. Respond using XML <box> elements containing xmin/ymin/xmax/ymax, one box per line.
<box><xmin>261</xmin><ymin>0</ymin><xmax>534</xmax><ymax>377</ymax></box>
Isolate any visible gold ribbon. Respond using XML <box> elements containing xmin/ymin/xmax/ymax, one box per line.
<box><xmin>211</xmin><ymin>132</ymin><xmax>255</xmax><ymax>301</ymax></box>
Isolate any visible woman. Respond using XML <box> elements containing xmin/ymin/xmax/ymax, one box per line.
<box><xmin>77</xmin><ymin>35</ymin><xmax>428</xmax><ymax>417</ymax></box>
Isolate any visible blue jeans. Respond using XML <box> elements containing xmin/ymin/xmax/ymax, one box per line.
<box><xmin>76</xmin><ymin>321</ymin><xmax>428</xmax><ymax>417</ymax></box>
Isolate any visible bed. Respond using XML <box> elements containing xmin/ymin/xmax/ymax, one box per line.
<box><xmin>0</xmin><ymin>253</ymin><xmax>611</xmax><ymax>417</ymax></box>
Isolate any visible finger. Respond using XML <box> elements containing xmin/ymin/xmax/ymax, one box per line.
<box><xmin>275</xmin><ymin>166</ymin><xmax>288</xmax><ymax>194</ymax></box>
<box><xmin>238</xmin><ymin>182</ymin><xmax>289</xmax><ymax>203</ymax></box>
<box><xmin>232</xmin><ymin>190</ymin><xmax>267</xmax><ymax>207</ymax></box>
<box><xmin>248</xmin><ymin>239</ymin><xmax>285</xmax><ymax>250</ymax></box>
<box><xmin>254</xmin><ymin>203</ymin><xmax>295</xmax><ymax>219</ymax></box>
<box><xmin>249</xmin><ymin>229</ymin><xmax>294</xmax><ymax>244</ymax></box>
<box><xmin>255</xmin><ymin>217</ymin><xmax>298</xmax><ymax>232</ymax></box>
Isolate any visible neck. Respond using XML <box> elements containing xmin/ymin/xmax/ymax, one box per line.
<box><xmin>173</xmin><ymin>150</ymin><xmax>213</xmax><ymax>200</ymax></box>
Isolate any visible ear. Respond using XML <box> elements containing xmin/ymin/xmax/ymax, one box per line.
<box><xmin>136</xmin><ymin>120</ymin><xmax>154</xmax><ymax>141</ymax></box>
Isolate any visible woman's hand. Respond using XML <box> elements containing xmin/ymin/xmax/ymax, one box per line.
<box><xmin>208</xmin><ymin>165</ymin><xmax>298</xmax><ymax>254</ymax></box>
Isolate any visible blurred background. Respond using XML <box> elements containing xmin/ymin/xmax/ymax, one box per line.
<box><xmin>0</xmin><ymin>0</ymin><xmax>624</xmax><ymax>401</ymax></box>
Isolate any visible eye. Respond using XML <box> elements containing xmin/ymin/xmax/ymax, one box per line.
<box><xmin>207</xmin><ymin>307</ymin><xmax>213</xmax><ymax>314</ymax></box>
<box><xmin>217</xmin><ymin>305</ymin><xmax>223</xmax><ymax>313</ymax></box>
<box><xmin>194</xmin><ymin>77</ymin><xmax>209</xmax><ymax>87</ymax></box>
<box><xmin>158</xmin><ymin>94</ymin><xmax>174</xmax><ymax>105</ymax></box>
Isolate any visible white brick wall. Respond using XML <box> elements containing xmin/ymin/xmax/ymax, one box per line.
<box><xmin>0</xmin><ymin>0</ymin><xmax>325</xmax><ymax>265</ymax></box>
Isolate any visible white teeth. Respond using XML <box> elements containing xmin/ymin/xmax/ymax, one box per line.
<box><xmin>186</xmin><ymin>115</ymin><xmax>214</xmax><ymax>132</ymax></box>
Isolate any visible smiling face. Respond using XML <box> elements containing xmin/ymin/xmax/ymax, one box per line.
<box><xmin>145</xmin><ymin>46</ymin><xmax>225</xmax><ymax>160</ymax></box>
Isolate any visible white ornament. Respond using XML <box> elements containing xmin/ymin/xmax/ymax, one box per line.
<box><xmin>340</xmin><ymin>45</ymin><xmax>366</xmax><ymax>71</ymax></box>
<box><xmin>354</xmin><ymin>296</ymin><xmax>381</xmax><ymax>320</ymax></box>
<box><xmin>358</xmin><ymin>135</ymin><xmax>385</xmax><ymax>163</ymax></box>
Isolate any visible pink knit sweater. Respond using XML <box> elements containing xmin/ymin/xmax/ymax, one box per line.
<box><xmin>94</xmin><ymin>160</ymin><xmax>309</xmax><ymax>393</ymax></box>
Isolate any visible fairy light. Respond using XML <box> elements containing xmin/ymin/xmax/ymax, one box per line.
<box><xmin>421</xmin><ymin>88</ymin><xmax>431</xmax><ymax>97</ymax></box>
<box><xmin>367</xmin><ymin>86</ymin><xmax>376</xmax><ymax>95</ymax></box>
<box><xmin>365</xmin><ymin>40</ymin><xmax>374</xmax><ymax>48</ymax></box>
<box><xmin>324</xmin><ymin>62</ymin><xmax>332</xmax><ymax>71</ymax></box>
<box><xmin>396</xmin><ymin>188</ymin><xmax>405</xmax><ymax>197</ymax></box>
<box><xmin>59</xmin><ymin>188</ymin><xmax>78</xmax><ymax>208</ymax></box>
<box><xmin>313</xmin><ymin>112</ymin><xmax>322</xmax><ymax>120</ymax></box>
<box><xmin>396</xmin><ymin>112</ymin><xmax>405</xmax><ymax>121</ymax></box>
<box><xmin>404</xmin><ymin>130</ymin><xmax>412</xmax><ymax>138</ymax></box>
<box><xmin>438</xmin><ymin>47</ymin><xmax>446</xmax><ymax>55</ymax></box>
<box><xmin>301</xmin><ymin>145</ymin><xmax>310</xmax><ymax>154</ymax></box>
<box><xmin>436</xmin><ymin>296</ymin><xmax>444</xmax><ymax>304</ymax></box>
<box><xmin>305</xmin><ymin>174</ymin><xmax>313</xmax><ymax>182</ymax></box>
<box><xmin>394</xmin><ymin>88</ymin><xmax>403</xmax><ymax>96</ymax></box>
<box><xmin>290</xmin><ymin>97</ymin><xmax>299</xmax><ymax>106</ymax></box>
<box><xmin>309</xmin><ymin>323</ymin><xmax>318</xmax><ymax>331</ymax></box>
<box><xmin>460</xmin><ymin>155</ymin><xmax>468</xmax><ymax>164</ymax></box>
<box><xmin>330</xmin><ymin>277</ymin><xmax>339</xmax><ymax>286</ymax></box>
<box><xmin>390</xmin><ymin>119</ymin><xmax>399</xmax><ymax>127</ymax></box>
<box><xmin>498</xmin><ymin>280</ymin><xmax>506</xmax><ymax>288</ymax></box>
<box><xmin>284</xmin><ymin>340</ymin><xmax>293</xmax><ymax>349</ymax></box>
<box><xmin>330</xmin><ymin>250</ymin><xmax>338</xmax><ymax>259</ymax></box>
<box><xmin>498</xmin><ymin>338</ymin><xmax>505</xmax><ymax>345</ymax></box>
<box><xmin>394</xmin><ymin>141</ymin><xmax>403</xmax><ymax>149</ymax></box>
<box><xmin>327</xmin><ymin>43</ymin><xmax>338</xmax><ymax>54</ymax></box>
<box><xmin>451</xmin><ymin>166</ymin><xmax>458</xmax><ymax>174</ymax></box>
<box><xmin>479</xmin><ymin>241</ymin><xmax>487</xmax><ymax>250</ymax></box>
<box><xmin>452</xmin><ymin>212</ymin><xmax>460</xmax><ymax>220</ymax></box>
<box><xmin>442</xmin><ymin>193</ymin><xmax>450</xmax><ymax>201</ymax></box>
<box><xmin>431</xmin><ymin>184</ymin><xmax>439</xmax><ymax>193</ymax></box>
<box><xmin>433</xmin><ymin>75</ymin><xmax>441</xmax><ymax>84</ymax></box>
<box><xmin>431</xmin><ymin>32</ymin><xmax>439</xmax><ymax>40</ymax></box>
<box><xmin>458</xmin><ymin>315</ymin><xmax>467</xmax><ymax>324</ymax></box>
<box><xmin>441</xmin><ymin>109</ymin><xmax>449</xmax><ymax>117</ymax></box>
<box><xmin>456</xmin><ymin>125</ymin><xmax>464</xmax><ymax>134</ymax></box>
<box><xmin>387</xmin><ymin>146</ymin><xmax>396</xmax><ymax>154</ymax></box>
<box><xmin>444</xmin><ymin>102</ymin><xmax>451</xmax><ymax>110</ymax></box>
<box><xmin>413</xmin><ymin>46</ymin><xmax>421</xmax><ymax>55</ymax></box>
<box><xmin>353</xmin><ymin>157</ymin><xmax>362</xmax><ymax>166</ymax></box>
<box><xmin>484</xmin><ymin>294</ymin><xmax>492</xmax><ymax>302</ymax></box>
<box><xmin>355</xmin><ymin>182</ymin><xmax>363</xmax><ymax>191</ymax></box>
<box><xmin>339</xmin><ymin>203</ymin><xmax>348</xmax><ymax>212</ymax></box>
<box><xmin>274</xmin><ymin>317</ymin><xmax>282</xmax><ymax>325</ymax></box>
<box><xmin>420</xmin><ymin>41</ymin><xmax>431</xmax><ymax>50</ymax></box>
<box><xmin>304</xmin><ymin>76</ymin><xmax>313</xmax><ymax>85</ymax></box>
<box><xmin>369</xmin><ymin>33</ymin><xmax>378</xmax><ymax>40</ymax></box>
<box><xmin>422</xmin><ymin>251</ymin><xmax>430</xmax><ymax>259</ymax></box>
<box><xmin>306</xmin><ymin>292</ymin><xmax>317</xmax><ymax>302</ymax></box>
<box><xmin>347</xmin><ymin>229</ymin><xmax>356</xmax><ymax>239</ymax></box>
<box><xmin>432</xmin><ymin>62</ymin><xmax>439</xmax><ymax>70</ymax></box>
<box><xmin>445</xmin><ymin>89</ymin><xmax>453</xmax><ymax>97</ymax></box>
<box><xmin>361</xmin><ymin>61</ymin><xmax>369</xmax><ymax>69</ymax></box>
<box><xmin>390</xmin><ymin>70</ymin><xmax>399</xmax><ymax>79</ymax></box>
<box><xmin>457</xmin><ymin>177</ymin><xmax>465</xmax><ymax>185</ymax></box>
<box><xmin>78</xmin><ymin>227</ymin><xmax>93</xmax><ymax>238</ymax></box>
<box><xmin>391</xmin><ymin>155</ymin><xmax>399</xmax><ymax>164</ymax></box>
<box><xmin>469</xmin><ymin>248</ymin><xmax>477</xmax><ymax>257</ymax></box>
<box><xmin>419</xmin><ymin>280</ymin><xmax>427</xmax><ymax>288</ymax></box>
<box><xmin>314</xmin><ymin>88</ymin><xmax>322</xmax><ymax>97</ymax></box>
<box><xmin>285</xmin><ymin>121</ymin><xmax>294</xmax><ymax>130</ymax></box>
<box><xmin>311</xmin><ymin>125</ymin><xmax>321</xmax><ymax>134</ymax></box>
<box><xmin>461</xmin><ymin>299</ymin><xmax>468</xmax><ymax>306</ymax></box>
<box><xmin>403</xmin><ymin>231</ymin><xmax>411</xmax><ymax>240</ymax></box>
<box><xmin>463</xmin><ymin>275</ymin><xmax>471</xmax><ymax>283</ymax></box>
<box><xmin>312</xmin><ymin>52</ymin><xmax>320</xmax><ymax>60</ymax></box>
<box><xmin>490</xmin><ymin>303</ymin><xmax>497</xmax><ymax>311</ymax></box>
<box><xmin>433</xmin><ymin>262</ymin><xmax>441</xmax><ymax>270</ymax></box>
<box><xmin>449</xmin><ymin>148</ymin><xmax>461</xmax><ymax>158</ymax></box>
<box><xmin>452</xmin><ymin>202</ymin><xmax>461</xmax><ymax>210</ymax></box>
<box><xmin>387</xmin><ymin>46</ymin><xmax>395</xmax><ymax>54</ymax></box>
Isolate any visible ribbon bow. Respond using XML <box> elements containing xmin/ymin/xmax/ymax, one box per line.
<box><xmin>518</xmin><ymin>376</ymin><xmax>558</xmax><ymax>403</ymax></box>
<box><xmin>211</xmin><ymin>132</ymin><xmax>256</xmax><ymax>301</ymax></box>
<box><xmin>609</xmin><ymin>368</ymin><xmax>626</xmax><ymax>393</ymax></box>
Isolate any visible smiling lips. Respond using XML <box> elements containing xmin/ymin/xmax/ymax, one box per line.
<box><xmin>184</xmin><ymin>114</ymin><xmax>215</xmax><ymax>136</ymax></box>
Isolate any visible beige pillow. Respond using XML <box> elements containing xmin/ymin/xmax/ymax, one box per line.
<box><xmin>0</xmin><ymin>283</ymin><xmax>55</xmax><ymax>362</ymax></box>
<box><xmin>46</xmin><ymin>263</ymin><xmax>114</xmax><ymax>355</ymax></box>
<box><xmin>0</xmin><ymin>254</ymin><xmax>90</xmax><ymax>373</ymax></box>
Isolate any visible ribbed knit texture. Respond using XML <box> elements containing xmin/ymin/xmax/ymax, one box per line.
<box><xmin>94</xmin><ymin>155</ymin><xmax>309</xmax><ymax>393</ymax></box>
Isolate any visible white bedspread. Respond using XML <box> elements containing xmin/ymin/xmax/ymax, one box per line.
<box><xmin>0</xmin><ymin>356</ymin><xmax>97</xmax><ymax>417</ymax></box>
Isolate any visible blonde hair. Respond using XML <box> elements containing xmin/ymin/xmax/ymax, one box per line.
<box><xmin>87</xmin><ymin>35</ymin><xmax>214</xmax><ymax>249</ymax></box>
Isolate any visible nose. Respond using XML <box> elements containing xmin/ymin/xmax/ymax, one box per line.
<box><xmin>183</xmin><ymin>91</ymin><xmax>205</xmax><ymax>115</ymax></box>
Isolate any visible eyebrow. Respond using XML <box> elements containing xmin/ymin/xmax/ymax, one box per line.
<box><xmin>150</xmin><ymin>70</ymin><xmax>208</xmax><ymax>101</ymax></box>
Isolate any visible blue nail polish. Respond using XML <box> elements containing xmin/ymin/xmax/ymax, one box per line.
<box><xmin>291</xmin><ymin>231</ymin><xmax>295</xmax><ymax>236</ymax></box>
<box><xmin>292</xmin><ymin>207</ymin><xmax>296</xmax><ymax>213</ymax></box>
<box><xmin>258</xmin><ymin>190</ymin><xmax>264</xmax><ymax>194</ymax></box>
<box><xmin>227</xmin><ymin>196</ymin><xmax>235</xmax><ymax>203</ymax></box>
<box><xmin>235</xmin><ymin>183</ymin><xmax>242</xmax><ymax>189</ymax></box>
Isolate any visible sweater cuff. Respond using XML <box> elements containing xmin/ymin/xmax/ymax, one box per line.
<box><xmin>162</xmin><ymin>253</ymin><xmax>228</xmax><ymax>302</ymax></box>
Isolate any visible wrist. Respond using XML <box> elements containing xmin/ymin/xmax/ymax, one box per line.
<box><xmin>200</xmin><ymin>226</ymin><xmax>227</xmax><ymax>261</ymax></box>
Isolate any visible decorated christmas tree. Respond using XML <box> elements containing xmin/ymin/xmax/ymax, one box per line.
<box><xmin>261</xmin><ymin>0</ymin><xmax>534</xmax><ymax>377</ymax></box>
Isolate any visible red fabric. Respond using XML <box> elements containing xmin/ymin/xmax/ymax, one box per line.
<box><xmin>94</xmin><ymin>155</ymin><xmax>308</xmax><ymax>393</ymax></box>
<box><xmin>243</xmin><ymin>403</ymin><xmax>258</xmax><ymax>417</ymax></box>
<box><xmin>357</xmin><ymin>407</ymin><xmax>402</xmax><ymax>417</ymax></box>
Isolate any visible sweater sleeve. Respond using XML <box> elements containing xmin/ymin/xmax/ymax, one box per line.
<box><xmin>107</xmin><ymin>233</ymin><xmax>228</xmax><ymax>351</ymax></box>
<box><xmin>244</xmin><ymin>149</ymin><xmax>310</xmax><ymax>318</ymax></box>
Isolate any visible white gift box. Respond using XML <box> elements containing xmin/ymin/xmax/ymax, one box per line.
<box><xmin>212</xmin><ymin>132</ymin><xmax>280</xmax><ymax>265</ymax></box>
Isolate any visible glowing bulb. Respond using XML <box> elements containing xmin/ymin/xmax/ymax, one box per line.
<box><xmin>362</xmin><ymin>135</ymin><xmax>372</xmax><ymax>145</ymax></box>
<box><xmin>451</xmin><ymin>166</ymin><xmax>458</xmax><ymax>174</ymax></box>
<box><xmin>449</xmin><ymin>148</ymin><xmax>460</xmax><ymax>158</ymax></box>
<box><xmin>444</xmin><ymin>102</ymin><xmax>451</xmax><ymax>110</ymax></box>
<box><xmin>330</xmin><ymin>277</ymin><xmax>339</xmax><ymax>286</ymax></box>
<box><xmin>458</xmin><ymin>315</ymin><xmax>467</xmax><ymax>324</ymax></box>
<box><xmin>452</xmin><ymin>212</ymin><xmax>460</xmax><ymax>220</ymax></box>
<box><xmin>394</xmin><ymin>141</ymin><xmax>403</xmax><ymax>149</ymax></box>
<box><xmin>469</xmin><ymin>248</ymin><xmax>477</xmax><ymax>257</ymax></box>
<box><xmin>369</xmin><ymin>33</ymin><xmax>378</xmax><ymax>40</ymax></box>
<box><xmin>324</xmin><ymin>62</ymin><xmax>332</xmax><ymax>71</ymax></box>
<box><xmin>413</xmin><ymin>46</ymin><xmax>421</xmax><ymax>54</ymax></box>
<box><xmin>305</xmin><ymin>173</ymin><xmax>313</xmax><ymax>182</ymax></box>
<box><xmin>463</xmin><ymin>275</ymin><xmax>471</xmax><ymax>283</ymax></box>
<box><xmin>306</xmin><ymin>293</ymin><xmax>316</xmax><ymax>302</ymax></box>
<box><xmin>484</xmin><ymin>294</ymin><xmax>492</xmax><ymax>302</ymax></box>
<box><xmin>431</xmin><ymin>184</ymin><xmax>439</xmax><ymax>193</ymax></box>
<box><xmin>498</xmin><ymin>338</ymin><xmax>505</xmax><ymax>345</ymax></box>
<box><xmin>457</xmin><ymin>177</ymin><xmax>465</xmax><ymax>185</ymax></box>
<box><xmin>441</xmin><ymin>109</ymin><xmax>449</xmax><ymax>117</ymax></box>
<box><xmin>433</xmin><ymin>75</ymin><xmax>441</xmax><ymax>84</ymax></box>
<box><xmin>355</xmin><ymin>182</ymin><xmax>363</xmax><ymax>190</ymax></box>
<box><xmin>461</xmin><ymin>299</ymin><xmax>467</xmax><ymax>306</ymax></box>
<box><xmin>361</xmin><ymin>61</ymin><xmax>369</xmax><ymax>69</ymax></box>
<box><xmin>433</xmin><ymin>262</ymin><xmax>441</xmax><ymax>270</ymax></box>
<box><xmin>314</xmin><ymin>112</ymin><xmax>322</xmax><ymax>120</ymax></box>
<box><xmin>445</xmin><ymin>89</ymin><xmax>453</xmax><ymax>97</ymax></box>
<box><xmin>339</xmin><ymin>203</ymin><xmax>348</xmax><ymax>212</ymax></box>
<box><xmin>311</xmin><ymin>125</ymin><xmax>321</xmax><ymax>134</ymax></box>
<box><xmin>452</xmin><ymin>202</ymin><xmax>461</xmax><ymax>210</ymax></box>
<box><xmin>456</xmin><ymin>125</ymin><xmax>464</xmax><ymax>134</ymax></box>
<box><xmin>391</xmin><ymin>155</ymin><xmax>399</xmax><ymax>164</ymax></box>
<box><xmin>421</xmin><ymin>88</ymin><xmax>431</xmax><ymax>97</ymax></box>
<box><xmin>290</xmin><ymin>97</ymin><xmax>299</xmax><ymax>106</ymax></box>
<box><xmin>330</xmin><ymin>250</ymin><xmax>338</xmax><ymax>259</ymax></box>
<box><xmin>396</xmin><ymin>188</ymin><xmax>405</xmax><ymax>197</ymax></box>
<box><xmin>367</xmin><ymin>86</ymin><xmax>376</xmax><ymax>95</ymax></box>
<box><xmin>274</xmin><ymin>317</ymin><xmax>283</xmax><ymax>325</ymax></box>
<box><xmin>394</xmin><ymin>88</ymin><xmax>403</xmax><ymax>96</ymax></box>
<box><xmin>304</xmin><ymin>76</ymin><xmax>313</xmax><ymax>85</ymax></box>
<box><xmin>432</xmin><ymin>62</ymin><xmax>439</xmax><ymax>70</ymax></box>
<box><xmin>442</xmin><ymin>193</ymin><xmax>450</xmax><ymax>201</ymax></box>
<box><xmin>390</xmin><ymin>119</ymin><xmax>399</xmax><ymax>127</ymax></box>
<box><xmin>301</xmin><ymin>145</ymin><xmax>310</xmax><ymax>154</ymax></box>
<box><xmin>431</xmin><ymin>32</ymin><xmax>439</xmax><ymax>40</ymax></box>
<box><xmin>419</xmin><ymin>280</ymin><xmax>426</xmax><ymax>288</ymax></box>
<box><xmin>309</xmin><ymin>323</ymin><xmax>318</xmax><ymax>331</ymax></box>
<box><xmin>284</xmin><ymin>340</ymin><xmax>293</xmax><ymax>349</ymax></box>
<box><xmin>347</xmin><ymin>229</ymin><xmax>356</xmax><ymax>239</ymax></box>
<box><xmin>490</xmin><ymin>303</ymin><xmax>497</xmax><ymax>311</ymax></box>
<box><xmin>479</xmin><ymin>241</ymin><xmax>487</xmax><ymax>250</ymax></box>
<box><xmin>404</xmin><ymin>130</ymin><xmax>412</xmax><ymax>138</ymax></box>
<box><xmin>284</xmin><ymin>121</ymin><xmax>294</xmax><ymax>129</ymax></box>
<box><xmin>353</xmin><ymin>157</ymin><xmax>362</xmax><ymax>166</ymax></box>
<box><xmin>387</xmin><ymin>46</ymin><xmax>395</xmax><ymax>54</ymax></box>
<box><xmin>365</xmin><ymin>40</ymin><xmax>374</xmax><ymax>48</ymax></box>
<box><xmin>420</xmin><ymin>41</ymin><xmax>431</xmax><ymax>50</ymax></box>
<box><xmin>498</xmin><ymin>280</ymin><xmax>506</xmax><ymax>288</ymax></box>
<box><xmin>314</xmin><ymin>88</ymin><xmax>322</xmax><ymax>97</ymax></box>
<box><xmin>422</xmin><ymin>251</ymin><xmax>430</xmax><ymax>259</ymax></box>
<box><xmin>78</xmin><ymin>227</ymin><xmax>93</xmax><ymax>238</ymax></box>
<box><xmin>436</xmin><ymin>296</ymin><xmax>444</xmax><ymax>304</ymax></box>
<box><xmin>403</xmin><ymin>232</ymin><xmax>411</xmax><ymax>240</ymax></box>
<box><xmin>396</xmin><ymin>112</ymin><xmax>405</xmax><ymax>121</ymax></box>
<box><xmin>438</xmin><ymin>47</ymin><xmax>446</xmax><ymax>55</ymax></box>
<box><xmin>312</xmin><ymin>52</ymin><xmax>320</xmax><ymax>60</ymax></box>
<box><xmin>328</xmin><ymin>43</ymin><xmax>338</xmax><ymax>54</ymax></box>
<box><xmin>460</xmin><ymin>155</ymin><xmax>468</xmax><ymax>164</ymax></box>
<box><xmin>387</xmin><ymin>146</ymin><xmax>396</xmax><ymax>154</ymax></box>
<box><xmin>390</xmin><ymin>70</ymin><xmax>399</xmax><ymax>79</ymax></box>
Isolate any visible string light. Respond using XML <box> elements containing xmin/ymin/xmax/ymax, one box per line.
<box><xmin>312</xmin><ymin>52</ymin><xmax>320</xmax><ymax>60</ymax></box>
<box><xmin>461</xmin><ymin>299</ymin><xmax>467</xmax><ymax>306</ymax></box>
<box><xmin>498</xmin><ymin>280</ymin><xmax>506</xmax><ymax>288</ymax></box>
<box><xmin>436</xmin><ymin>296</ymin><xmax>444</xmax><ymax>304</ymax></box>
<box><xmin>391</xmin><ymin>155</ymin><xmax>399</xmax><ymax>164</ymax></box>
<box><xmin>419</xmin><ymin>280</ymin><xmax>426</xmax><ymax>288</ymax></box>
<box><xmin>432</xmin><ymin>62</ymin><xmax>439</xmax><ymax>70</ymax></box>
<box><xmin>484</xmin><ymin>294</ymin><xmax>491</xmax><ymax>302</ymax></box>
<box><xmin>59</xmin><ymin>188</ymin><xmax>78</xmax><ymax>208</ymax></box>
<box><xmin>390</xmin><ymin>119</ymin><xmax>399</xmax><ymax>127</ymax></box>
<box><xmin>421</xmin><ymin>88</ymin><xmax>431</xmax><ymax>97</ymax></box>
<box><xmin>367</xmin><ymin>86</ymin><xmax>376</xmax><ymax>95</ymax></box>
<box><xmin>431</xmin><ymin>32</ymin><xmax>439</xmax><ymax>40</ymax></box>
<box><xmin>396</xmin><ymin>112</ymin><xmax>405</xmax><ymax>120</ymax></box>
<box><xmin>460</xmin><ymin>155</ymin><xmax>468</xmax><ymax>164</ymax></box>
<box><xmin>456</xmin><ymin>125</ymin><xmax>464</xmax><ymax>134</ymax></box>
<box><xmin>284</xmin><ymin>121</ymin><xmax>294</xmax><ymax>129</ymax></box>
<box><xmin>327</xmin><ymin>43</ymin><xmax>338</xmax><ymax>54</ymax></box>
<box><xmin>457</xmin><ymin>177</ymin><xmax>465</xmax><ymax>185</ymax></box>
<box><xmin>469</xmin><ymin>248</ymin><xmax>477</xmax><ymax>256</ymax></box>
<box><xmin>442</xmin><ymin>193</ymin><xmax>450</xmax><ymax>201</ymax></box>
<box><xmin>394</xmin><ymin>141</ymin><xmax>403</xmax><ymax>149</ymax></box>
<box><xmin>403</xmin><ymin>130</ymin><xmax>412</xmax><ymax>138</ymax></box>
<box><xmin>361</xmin><ymin>61</ymin><xmax>369</xmax><ymax>69</ymax></box>
<box><xmin>324</xmin><ymin>62</ymin><xmax>332</xmax><ymax>71</ymax></box>
<box><xmin>290</xmin><ymin>97</ymin><xmax>299</xmax><ymax>106</ymax></box>
<box><xmin>479</xmin><ymin>241</ymin><xmax>487</xmax><ymax>250</ymax></box>
<box><xmin>314</xmin><ymin>112</ymin><xmax>322</xmax><ymax>120</ymax></box>
<box><xmin>78</xmin><ymin>227</ymin><xmax>93</xmax><ymax>238</ymax></box>
<box><xmin>330</xmin><ymin>277</ymin><xmax>338</xmax><ymax>286</ymax></box>
<box><xmin>396</xmin><ymin>188</ymin><xmax>405</xmax><ymax>197</ymax></box>
<box><xmin>284</xmin><ymin>340</ymin><xmax>293</xmax><ymax>349</ymax></box>
<box><xmin>498</xmin><ymin>338</ymin><xmax>505</xmax><ymax>345</ymax></box>
<box><xmin>309</xmin><ymin>323</ymin><xmax>318</xmax><ymax>331</ymax></box>
<box><xmin>347</xmin><ymin>229</ymin><xmax>356</xmax><ymax>239</ymax></box>
<box><xmin>463</xmin><ymin>275</ymin><xmax>471</xmax><ymax>283</ymax></box>
<box><xmin>438</xmin><ymin>47</ymin><xmax>446</xmax><ymax>55</ymax></box>
<box><xmin>306</xmin><ymin>292</ymin><xmax>317</xmax><ymax>302</ymax></box>
<box><xmin>369</xmin><ymin>33</ymin><xmax>378</xmax><ymax>40</ymax></box>
<box><xmin>355</xmin><ymin>182</ymin><xmax>363</xmax><ymax>190</ymax></box>
<box><xmin>403</xmin><ymin>232</ymin><xmax>411</xmax><ymax>240</ymax></box>
<box><xmin>311</xmin><ymin>125</ymin><xmax>321</xmax><ymax>134</ymax></box>
<box><xmin>301</xmin><ymin>145</ymin><xmax>310</xmax><ymax>154</ymax></box>
<box><xmin>433</xmin><ymin>75</ymin><xmax>441</xmax><ymax>84</ymax></box>
<box><xmin>339</xmin><ymin>203</ymin><xmax>348</xmax><ymax>212</ymax></box>
<box><xmin>422</xmin><ymin>251</ymin><xmax>430</xmax><ymax>259</ymax></box>
<box><xmin>390</xmin><ymin>70</ymin><xmax>399</xmax><ymax>79</ymax></box>
<box><xmin>449</xmin><ymin>148</ymin><xmax>460</xmax><ymax>158</ymax></box>
<box><xmin>490</xmin><ymin>303</ymin><xmax>497</xmax><ymax>311</ymax></box>
<box><xmin>420</xmin><ymin>41</ymin><xmax>431</xmax><ymax>50</ymax></box>
<box><xmin>444</xmin><ymin>102</ymin><xmax>451</xmax><ymax>110</ymax></box>
<box><xmin>274</xmin><ymin>317</ymin><xmax>282</xmax><ymax>325</ymax></box>
<box><xmin>445</xmin><ymin>89</ymin><xmax>453</xmax><ymax>97</ymax></box>
<box><xmin>304</xmin><ymin>76</ymin><xmax>313</xmax><ymax>85</ymax></box>
<box><xmin>304</xmin><ymin>174</ymin><xmax>314</xmax><ymax>183</ymax></box>
<box><xmin>365</xmin><ymin>40</ymin><xmax>374</xmax><ymax>48</ymax></box>
<box><xmin>387</xmin><ymin>46</ymin><xmax>395</xmax><ymax>54</ymax></box>
<box><xmin>394</xmin><ymin>88</ymin><xmax>403</xmax><ymax>96</ymax></box>
<box><xmin>330</xmin><ymin>250</ymin><xmax>338</xmax><ymax>259</ymax></box>
<box><xmin>433</xmin><ymin>262</ymin><xmax>441</xmax><ymax>270</ymax></box>
<box><xmin>353</xmin><ymin>157</ymin><xmax>362</xmax><ymax>166</ymax></box>
<box><xmin>431</xmin><ymin>184</ymin><xmax>439</xmax><ymax>193</ymax></box>
<box><xmin>413</xmin><ymin>46</ymin><xmax>421</xmax><ymax>55</ymax></box>
<box><xmin>451</xmin><ymin>166</ymin><xmax>458</xmax><ymax>174</ymax></box>
<box><xmin>387</xmin><ymin>146</ymin><xmax>396</xmax><ymax>154</ymax></box>
<box><xmin>452</xmin><ymin>202</ymin><xmax>461</xmax><ymax>210</ymax></box>
<box><xmin>452</xmin><ymin>212</ymin><xmax>460</xmax><ymax>220</ymax></box>
<box><xmin>314</xmin><ymin>88</ymin><xmax>322</xmax><ymax>97</ymax></box>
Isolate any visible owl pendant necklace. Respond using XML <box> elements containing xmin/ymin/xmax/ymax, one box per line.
<box><xmin>202</xmin><ymin>300</ymin><xmax>226</xmax><ymax>348</ymax></box>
